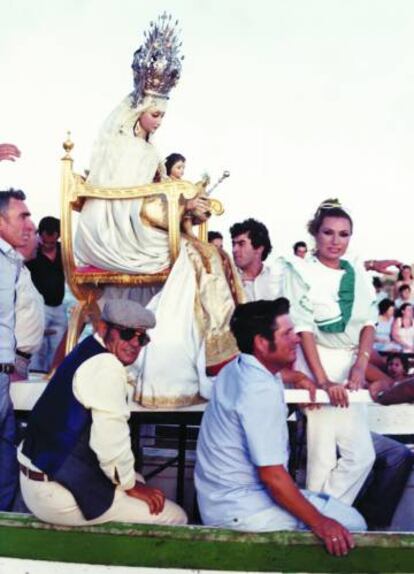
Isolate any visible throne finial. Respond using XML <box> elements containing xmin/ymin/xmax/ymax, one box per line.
<box><xmin>62</xmin><ymin>131</ymin><xmax>74</xmax><ymax>159</ymax></box>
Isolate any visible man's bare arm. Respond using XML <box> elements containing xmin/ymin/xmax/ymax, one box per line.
<box><xmin>258</xmin><ymin>465</ymin><xmax>355</xmax><ymax>556</ymax></box>
<box><xmin>0</xmin><ymin>143</ymin><xmax>20</xmax><ymax>162</ymax></box>
<box><xmin>364</xmin><ymin>259</ymin><xmax>402</xmax><ymax>275</ymax></box>
<box><xmin>376</xmin><ymin>379</ymin><xmax>414</xmax><ymax>405</ymax></box>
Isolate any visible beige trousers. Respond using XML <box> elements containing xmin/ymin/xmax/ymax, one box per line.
<box><xmin>20</xmin><ymin>471</ymin><xmax>187</xmax><ymax>527</ymax></box>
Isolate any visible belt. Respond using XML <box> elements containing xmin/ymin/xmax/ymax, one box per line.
<box><xmin>0</xmin><ymin>364</ymin><xmax>14</xmax><ymax>374</ymax></box>
<box><xmin>16</xmin><ymin>349</ymin><xmax>32</xmax><ymax>360</ymax></box>
<box><xmin>19</xmin><ymin>463</ymin><xmax>50</xmax><ymax>482</ymax></box>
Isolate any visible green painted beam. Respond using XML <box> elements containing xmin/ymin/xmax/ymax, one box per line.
<box><xmin>1</xmin><ymin>512</ymin><xmax>414</xmax><ymax>573</ymax></box>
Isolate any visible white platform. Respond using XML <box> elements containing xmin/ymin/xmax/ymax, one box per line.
<box><xmin>11</xmin><ymin>379</ymin><xmax>414</xmax><ymax>435</ymax></box>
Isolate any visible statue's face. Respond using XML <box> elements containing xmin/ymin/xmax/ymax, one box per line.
<box><xmin>170</xmin><ymin>160</ymin><xmax>185</xmax><ymax>180</ymax></box>
<box><xmin>138</xmin><ymin>107</ymin><xmax>165</xmax><ymax>136</ymax></box>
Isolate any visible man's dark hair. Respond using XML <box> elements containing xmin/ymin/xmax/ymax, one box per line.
<box><xmin>0</xmin><ymin>188</ymin><xmax>26</xmax><ymax>215</ymax></box>
<box><xmin>230</xmin><ymin>297</ymin><xmax>290</xmax><ymax>354</ymax></box>
<box><xmin>386</xmin><ymin>352</ymin><xmax>409</xmax><ymax>375</ymax></box>
<box><xmin>208</xmin><ymin>231</ymin><xmax>223</xmax><ymax>243</ymax></box>
<box><xmin>399</xmin><ymin>284</ymin><xmax>411</xmax><ymax>295</ymax></box>
<box><xmin>293</xmin><ymin>241</ymin><xmax>307</xmax><ymax>254</ymax></box>
<box><xmin>229</xmin><ymin>218</ymin><xmax>272</xmax><ymax>261</ymax></box>
<box><xmin>372</xmin><ymin>276</ymin><xmax>383</xmax><ymax>290</ymax></box>
<box><xmin>396</xmin><ymin>302</ymin><xmax>412</xmax><ymax>318</ymax></box>
<box><xmin>378</xmin><ymin>298</ymin><xmax>394</xmax><ymax>316</ymax></box>
<box><xmin>38</xmin><ymin>216</ymin><xmax>60</xmax><ymax>236</ymax></box>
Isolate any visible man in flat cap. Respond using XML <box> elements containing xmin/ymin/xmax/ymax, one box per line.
<box><xmin>18</xmin><ymin>300</ymin><xmax>187</xmax><ymax>526</ymax></box>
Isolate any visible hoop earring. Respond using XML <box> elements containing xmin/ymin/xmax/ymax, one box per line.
<box><xmin>134</xmin><ymin>119</ymin><xmax>145</xmax><ymax>138</ymax></box>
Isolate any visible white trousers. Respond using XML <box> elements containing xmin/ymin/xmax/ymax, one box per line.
<box><xmin>296</xmin><ymin>344</ymin><xmax>375</xmax><ymax>505</ymax></box>
<box><xmin>20</xmin><ymin>472</ymin><xmax>187</xmax><ymax>527</ymax></box>
<box><xmin>216</xmin><ymin>490</ymin><xmax>367</xmax><ymax>532</ymax></box>
<box><xmin>30</xmin><ymin>304</ymin><xmax>68</xmax><ymax>372</ymax></box>
<box><xmin>305</xmin><ymin>404</ymin><xmax>375</xmax><ymax>504</ymax></box>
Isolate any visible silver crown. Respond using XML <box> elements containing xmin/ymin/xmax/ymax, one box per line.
<box><xmin>131</xmin><ymin>13</ymin><xmax>184</xmax><ymax>106</ymax></box>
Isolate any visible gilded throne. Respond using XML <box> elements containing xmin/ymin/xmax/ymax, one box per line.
<box><xmin>60</xmin><ymin>135</ymin><xmax>224</xmax><ymax>355</ymax></box>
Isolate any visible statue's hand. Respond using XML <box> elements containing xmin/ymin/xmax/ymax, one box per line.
<box><xmin>186</xmin><ymin>196</ymin><xmax>209</xmax><ymax>212</ymax></box>
<box><xmin>186</xmin><ymin>196</ymin><xmax>211</xmax><ymax>223</ymax></box>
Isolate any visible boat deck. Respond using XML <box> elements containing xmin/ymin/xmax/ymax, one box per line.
<box><xmin>1</xmin><ymin>512</ymin><xmax>414</xmax><ymax>573</ymax></box>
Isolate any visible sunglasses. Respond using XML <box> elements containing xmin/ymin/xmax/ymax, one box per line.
<box><xmin>107</xmin><ymin>323</ymin><xmax>151</xmax><ymax>346</ymax></box>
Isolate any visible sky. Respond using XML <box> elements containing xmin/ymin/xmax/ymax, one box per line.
<box><xmin>1</xmin><ymin>0</ymin><xmax>414</xmax><ymax>263</ymax></box>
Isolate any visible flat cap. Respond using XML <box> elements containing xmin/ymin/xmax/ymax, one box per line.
<box><xmin>101</xmin><ymin>299</ymin><xmax>156</xmax><ymax>329</ymax></box>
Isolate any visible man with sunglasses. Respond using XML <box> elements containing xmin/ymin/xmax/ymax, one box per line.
<box><xmin>18</xmin><ymin>299</ymin><xmax>187</xmax><ymax>526</ymax></box>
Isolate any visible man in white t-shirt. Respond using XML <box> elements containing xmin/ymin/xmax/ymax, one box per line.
<box><xmin>195</xmin><ymin>298</ymin><xmax>365</xmax><ymax>556</ymax></box>
<box><xmin>230</xmin><ymin>218</ymin><xmax>282</xmax><ymax>301</ymax></box>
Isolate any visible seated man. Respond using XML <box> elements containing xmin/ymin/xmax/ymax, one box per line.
<box><xmin>195</xmin><ymin>298</ymin><xmax>366</xmax><ymax>557</ymax></box>
<box><xmin>18</xmin><ymin>299</ymin><xmax>187</xmax><ymax>526</ymax></box>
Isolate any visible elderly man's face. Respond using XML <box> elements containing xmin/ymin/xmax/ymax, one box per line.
<box><xmin>100</xmin><ymin>322</ymin><xmax>149</xmax><ymax>365</ymax></box>
<box><xmin>0</xmin><ymin>198</ymin><xmax>32</xmax><ymax>248</ymax></box>
<box><xmin>17</xmin><ymin>220</ymin><xmax>38</xmax><ymax>261</ymax></box>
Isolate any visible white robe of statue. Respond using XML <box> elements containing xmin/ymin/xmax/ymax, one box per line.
<box><xmin>75</xmin><ymin>96</ymin><xmax>213</xmax><ymax>407</ymax></box>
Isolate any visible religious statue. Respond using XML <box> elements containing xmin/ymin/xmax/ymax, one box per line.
<box><xmin>75</xmin><ymin>14</ymin><xmax>244</xmax><ymax>407</ymax></box>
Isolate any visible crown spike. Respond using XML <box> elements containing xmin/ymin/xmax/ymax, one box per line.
<box><xmin>131</xmin><ymin>13</ymin><xmax>183</xmax><ymax>106</ymax></box>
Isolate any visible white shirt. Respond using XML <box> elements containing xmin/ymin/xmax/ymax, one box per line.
<box><xmin>15</xmin><ymin>266</ymin><xmax>45</xmax><ymax>354</ymax></box>
<box><xmin>195</xmin><ymin>354</ymin><xmax>288</xmax><ymax>525</ymax></box>
<box><xmin>241</xmin><ymin>263</ymin><xmax>283</xmax><ymax>302</ymax></box>
<box><xmin>284</xmin><ymin>256</ymin><xmax>377</xmax><ymax>349</ymax></box>
<box><xmin>19</xmin><ymin>335</ymin><xmax>136</xmax><ymax>490</ymax></box>
<box><xmin>394</xmin><ymin>297</ymin><xmax>414</xmax><ymax>309</ymax></box>
<box><xmin>0</xmin><ymin>236</ymin><xmax>22</xmax><ymax>363</ymax></box>
<box><xmin>72</xmin><ymin>334</ymin><xmax>136</xmax><ymax>490</ymax></box>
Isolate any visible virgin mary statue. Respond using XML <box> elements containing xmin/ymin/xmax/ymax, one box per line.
<box><xmin>75</xmin><ymin>14</ymin><xmax>245</xmax><ymax>407</ymax></box>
